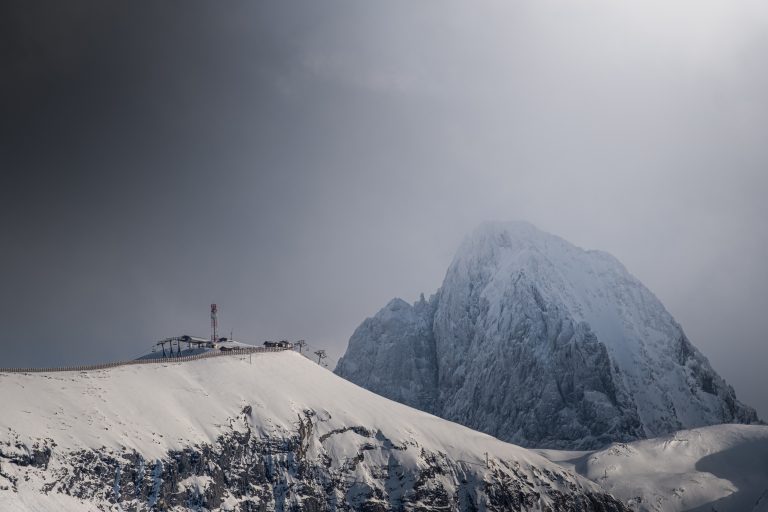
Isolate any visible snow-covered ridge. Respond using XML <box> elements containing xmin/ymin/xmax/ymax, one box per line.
<box><xmin>336</xmin><ymin>221</ymin><xmax>758</xmax><ymax>449</ymax></box>
<box><xmin>537</xmin><ymin>424</ymin><xmax>768</xmax><ymax>512</ymax></box>
<box><xmin>0</xmin><ymin>345</ymin><xmax>288</xmax><ymax>373</ymax></box>
<box><xmin>0</xmin><ymin>351</ymin><xmax>626</xmax><ymax>511</ymax></box>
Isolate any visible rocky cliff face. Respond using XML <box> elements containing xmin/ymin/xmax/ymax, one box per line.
<box><xmin>0</xmin><ymin>352</ymin><xmax>627</xmax><ymax>511</ymax></box>
<box><xmin>336</xmin><ymin>222</ymin><xmax>758</xmax><ymax>449</ymax></box>
<box><xmin>336</xmin><ymin>296</ymin><xmax>439</xmax><ymax>416</ymax></box>
<box><xmin>1</xmin><ymin>414</ymin><xmax>627</xmax><ymax>512</ymax></box>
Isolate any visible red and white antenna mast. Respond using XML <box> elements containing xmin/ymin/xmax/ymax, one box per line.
<box><xmin>210</xmin><ymin>303</ymin><xmax>218</xmax><ymax>344</ymax></box>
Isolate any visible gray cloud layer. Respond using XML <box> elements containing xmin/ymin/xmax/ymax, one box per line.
<box><xmin>1</xmin><ymin>1</ymin><xmax>766</xmax><ymax>416</ymax></box>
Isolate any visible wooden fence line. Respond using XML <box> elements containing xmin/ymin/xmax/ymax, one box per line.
<box><xmin>0</xmin><ymin>347</ymin><xmax>289</xmax><ymax>374</ymax></box>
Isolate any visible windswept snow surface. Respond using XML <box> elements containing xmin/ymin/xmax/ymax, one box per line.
<box><xmin>336</xmin><ymin>221</ymin><xmax>758</xmax><ymax>449</ymax></box>
<box><xmin>538</xmin><ymin>424</ymin><xmax>768</xmax><ymax>512</ymax></box>
<box><xmin>0</xmin><ymin>351</ymin><xmax>626</xmax><ymax>511</ymax></box>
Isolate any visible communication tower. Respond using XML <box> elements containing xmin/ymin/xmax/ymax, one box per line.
<box><xmin>211</xmin><ymin>303</ymin><xmax>219</xmax><ymax>344</ymax></box>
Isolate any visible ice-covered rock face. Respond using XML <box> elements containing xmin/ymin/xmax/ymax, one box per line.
<box><xmin>336</xmin><ymin>296</ymin><xmax>439</xmax><ymax>415</ymax></box>
<box><xmin>335</xmin><ymin>221</ymin><xmax>758</xmax><ymax>449</ymax></box>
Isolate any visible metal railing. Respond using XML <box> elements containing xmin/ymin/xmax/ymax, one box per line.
<box><xmin>0</xmin><ymin>346</ymin><xmax>290</xmax><ymax>374</ymax></box>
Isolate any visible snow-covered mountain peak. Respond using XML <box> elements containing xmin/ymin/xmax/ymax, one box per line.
<box><xmin>337</xmin><ymin>222</ymin><xmax>758</xmax><ymax>449</ymax></box>
<box><xmin>450</xmin><ymin>221</ymin><xmax>624</xmax><ymax>288</ymax></box>
<box><xmin>450</xmin><ymin>221</ymin><xmax>565</xmax><ymax>270</ymax></box>
<box><xmin>380</xmin><ymin>297</ymin><xmax>418</xmax><ymax>317</ymax></box>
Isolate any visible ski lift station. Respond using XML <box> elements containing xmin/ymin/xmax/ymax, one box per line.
<box><xmin>140</xmin><ymin>304</ymin><xmax>298</xmax><ymax>360</ymax></box>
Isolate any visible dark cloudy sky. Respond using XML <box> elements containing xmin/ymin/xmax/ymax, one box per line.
<box><xmin>1</xmin><ymin>1</ymin><xmax>767</xmax><ymax>416</ymax></box>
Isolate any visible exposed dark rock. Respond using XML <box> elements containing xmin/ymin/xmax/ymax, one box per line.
<box><xmin>1</xmin><ymin>418</ymin><xmax>628</xmax><ymax>511</ymax></box>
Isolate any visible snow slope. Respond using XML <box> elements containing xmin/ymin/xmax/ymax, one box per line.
<box><xmin>0</xmin><ymin>351</ymin><xmax>626</xmax><ymax>511</ymax></box>
<box><xmin>336</xmin><ymin>221</ymin><xmax>758</xmax><ymax>449</ymax></box>
<box><xmin>537</xmin><ymin>424</ymin><xmax>768</xmax><ymax>512</ymax></box>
